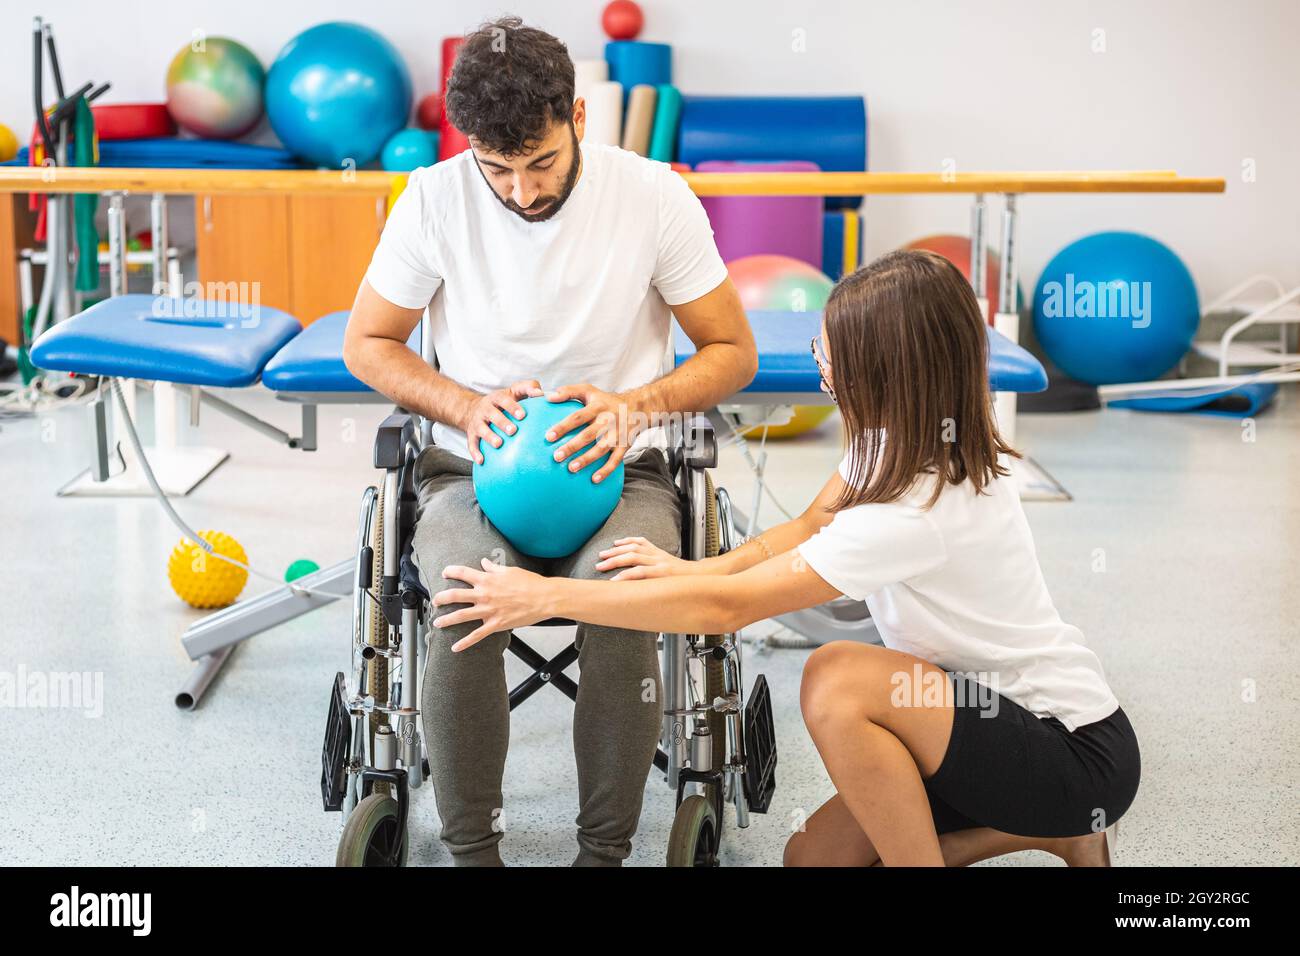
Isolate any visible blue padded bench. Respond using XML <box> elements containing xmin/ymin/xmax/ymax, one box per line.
<box><xmin>263</xmin><ymin>310</ymin><xmax>422</xmax><ymax>397</ymax></box>
<box><xmin>673</xmin><ymin>310</ymin><xmax>1049</xmax><ymax>399</ymax></box>
<box><xmin>31</xmin><ymin>299</ymin><xmax>1047</xmax><ymax>403</ymax></box>
<box><xmin>30</xmin><ymin>294</ymin><xmax>302</xmax><ymax>388</ymax></box>
<box><xmin>259</xmin><ymin>308</ymin><xmax>1048</xmax><ymax>402</ymax></box>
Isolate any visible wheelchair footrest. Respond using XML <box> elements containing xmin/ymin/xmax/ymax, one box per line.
<box><xmin>742</xmin><ymin>673</ymin><xmax>777</xmax><ymax>815</ymax></box>
<box><xmin>321</xmin><ymin>672</ymin><xmax>351</xmax><ymax>812</ymax></box>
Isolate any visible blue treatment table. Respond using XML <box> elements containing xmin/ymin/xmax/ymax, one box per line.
<box><xmin>31</xmin><ymin>294</ymin><xmax>304</xmax><ymax>386</ymax></box>
<box><xmin>31</xmin><ymin>298</ymin><xmax>1048</xmax><ymax>494</ymax></box>
<box><xmin>673</xmin><ymin>309</ymin><xmax>1048</xmax><ymax>401</ymax></box>
<box><xmin>30</xmin><ymin>297</ymin><xmax>1047</xmax><ymax>706</ymax></box>
<box><xmin>32</xmin><ymin>302</ymin><xmax>1045</xmax><ymax>482</ymax></box>
<box><xmin>30</xmin><ymin>300</ymin><xmax>1045</xmax><ymax>502</ymax></box>
<box><xmin>33</xmin><ymin>299</ymin><xmax>1046</xmax><ymax>406</ymax></box>
<box><xmin>265</xmin><ymin>309</ymin><xmax>1047</xmax><ymax>400</ymax></box>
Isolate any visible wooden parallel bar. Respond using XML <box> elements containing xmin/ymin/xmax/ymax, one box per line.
<box><xmin>0</xmin><ymin>166</ymin><xmax>1225</xmax><ymax>197</ymax></box>
<box><xmin>683</xmin><ymin>170</ymin><xmax>1225</xmax><ymax>196</ymax></box>
<box><xmin>0</xmin><ymin>167</ymin><xmax>395</xmax><ymax>197</ymax></box>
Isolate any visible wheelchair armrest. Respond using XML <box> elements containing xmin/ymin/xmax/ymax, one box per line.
<box><xmin>677</xmin><ymin>413</ymin><xmax>717</xmax><ymax>470</ymax></box>
<box><xmin>374</xmin><ymin>413</ymin><xmax>415</xmax><ymax>469</ymax></box>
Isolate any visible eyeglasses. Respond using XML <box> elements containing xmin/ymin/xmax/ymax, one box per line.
<box><xmin>810</xmin><ymin>335</ymin><xmax>837</xmax><ymax>405</ymax></box>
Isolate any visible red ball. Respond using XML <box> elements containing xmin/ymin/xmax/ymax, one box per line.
<box><xmin>602</xmin><ymin>0</ymin><xmax>644</xmax><ymax>41</ymax></box>
<box><xmin>904</xmin><ymin>234</ymin><xmax>1014</xmax><ymax>325</ymax></box>
<box><xmin>416</xmin><ymin>92</ymin><xmax>443</xmax><ymax>131</ymax></box>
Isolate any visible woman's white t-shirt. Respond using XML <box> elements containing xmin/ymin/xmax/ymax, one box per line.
<box><xmin>364</xmin><ymin>142</ymin><xmax>729</xmax><ymax>458</ymax></box>
<box><xmin>797</xmin><ymin>454</ymin><xmax>1118</xmax><ymax>731</ymax></box>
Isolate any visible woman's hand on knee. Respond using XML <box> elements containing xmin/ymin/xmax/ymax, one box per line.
<box><xmin>596</xmin><ymin>536</ymin><xmax>691</xmax><ymax>580</ymax></box>
<box><xmin>435</xmin><ymin>559</ymin><xmax>552</xmax><ymax>652</ymax></box>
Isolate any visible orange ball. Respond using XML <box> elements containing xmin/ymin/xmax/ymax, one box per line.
<box><xmin>602</xmin><ymin>0</ymin><xmax>644</xmax><ymax>41</ymax></box>
<box><xmin>904</xmin><ymin>234</ymin><xmax>1006</xmax><ymax>325</ymax></box>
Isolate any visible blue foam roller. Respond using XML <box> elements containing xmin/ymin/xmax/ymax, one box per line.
<box><xmin>822</xmin><ymin>212</ymin><xmax>846</xmax><ymax>280</ymax></box>
<box><xmin>605</xmin><ymin>41</ymin><xmax>672</xmax><ymax>103</ymax></box>
<box><xmin>678</xmin><ymin>96</ymin><xmax>867</xmax><ymax>209</ymax></box>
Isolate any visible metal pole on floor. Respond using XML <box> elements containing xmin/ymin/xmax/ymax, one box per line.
<box><xmin>970</xmin><ymin>193</ymin><xmax>988</xmax><ymax>319</ymax></box>
<box><xmin>993</xmin><ymin>193</ymin><xmax>1020</xmax><ymax>445</ymax></box>
<box><xmin>177</xmin><ymin>558</ymin><xmax>355</xmax><ymax>708</ymax></box>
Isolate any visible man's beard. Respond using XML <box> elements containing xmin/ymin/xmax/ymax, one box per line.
<box><xmin>482</xmin><ymin>126</ymin><xmax>582</xmax><ymax>223</ymax></box>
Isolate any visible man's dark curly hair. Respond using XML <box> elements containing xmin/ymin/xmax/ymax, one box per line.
<box><xmin>445</xmin><ymin>16</ymin><xmax>576</xmax><ymax>157</ymax></box>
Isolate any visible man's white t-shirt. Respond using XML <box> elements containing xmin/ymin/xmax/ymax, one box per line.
<box><xmin>797</xmin><ymin>453</ymin><xmax>1119</xmax><ymax>731</ymax></box>
<box><xmin>364</xmin><ymin>142</ymin><xmax>729</xmax><ymax>458</ymax></box>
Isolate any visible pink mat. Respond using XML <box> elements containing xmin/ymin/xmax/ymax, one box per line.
<box><xmin>697</xmin><ymin>159</ymin><xmax>823</xmax><ymax>268</ymax></box>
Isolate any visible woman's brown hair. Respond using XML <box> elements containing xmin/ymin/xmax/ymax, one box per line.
<box><xmin>825</xmin><ymin>248</ymin><xmax>1020</xmax><ymax>512</ymax></box>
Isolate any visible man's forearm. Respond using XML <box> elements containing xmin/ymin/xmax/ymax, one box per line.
<box><xmin>624</xmin><ymin>341</ymin><xmax>756</xmax><ymax>423</ymax></box>
<box><xmin>346</xmin><ymin>337</ymin><xmax>477</xmax><ymax>427</ymax></box>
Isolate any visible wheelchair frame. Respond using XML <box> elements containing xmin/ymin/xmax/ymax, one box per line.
<box><xmin>322</xmin><ymin>410</ymin><xmax>776</xmax><ymax>867</ymax></box>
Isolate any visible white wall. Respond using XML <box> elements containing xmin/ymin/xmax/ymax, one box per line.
<box><xmin>3</xmin><ymin>0</ymin><xmax>1296</xmax><ymax>300</ymax></box>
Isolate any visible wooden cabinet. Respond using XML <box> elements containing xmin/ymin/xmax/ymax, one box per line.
<box><xmin>0</xmin><ymin>187</ymin><xmax>386</xmax><ymax>344</ymax></box>
<box><xmin>195</xmin><ymin>194</ymin><xmax>293</xmax><ymax>314</ymax></box>
<box><xmin>288</xmin><ymin>194</ymin><xmax>386</xmax><ymax>322</ymax></box>
<box><xmin>195</xmin><ymin>192</ymin><xmax>385</xmax><ymax>324</ymax></box>
<box><xmin>1</xmin><ymin>195</ymin><xmax>39</xmax><ymax>346</ymax></box>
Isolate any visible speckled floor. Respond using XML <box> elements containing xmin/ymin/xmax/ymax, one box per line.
<box><xmin>1</xmin><ymin>381</ymin><xmax>1295</xmax><ymax>866</ymax></box>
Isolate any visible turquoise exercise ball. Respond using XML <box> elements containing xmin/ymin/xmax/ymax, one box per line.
<box><xmin>381</xmin><ymin>128</ymin><xmax>437</xmax><ymax>172</ymax></box>
<box><xmin>265</xmin><ymin>22</ymin><xmax>412</xmax><ymax>168</ymax></box>
<box><xmin>1032</xmin><ymin>231</ymin><xmax>1200</xmax><ymax>386</ymax></box>
<box><xmin>473</xmin><ymin>398</ymin><xmax>625</xmax><ymax>559</ymax></box>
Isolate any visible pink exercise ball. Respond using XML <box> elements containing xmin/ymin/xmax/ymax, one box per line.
<box><xmin>727</xmin><ymin>254</ymin><xmax>835</xmax><ymax>313</ymax></box>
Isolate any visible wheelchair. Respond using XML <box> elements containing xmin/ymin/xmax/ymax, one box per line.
<box><xmin>321</xmin><ymin>410</ymin><xmax>778</xmax><ymax>867</ymax></box>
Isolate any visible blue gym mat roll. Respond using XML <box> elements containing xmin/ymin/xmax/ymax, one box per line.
<box><xmin>605</xmin><ymin>41</ymin><xmax>672</xmax><ymax>102</ymax></box>
<box><xmin>4</xmin><ymin>137</ymin><xmax>305</xmax><ymax>169</ymax></box>
<box><xmin>677</xmin><ymin>96</ymin><xmax>867</xmax><ymax>209</ymax></box>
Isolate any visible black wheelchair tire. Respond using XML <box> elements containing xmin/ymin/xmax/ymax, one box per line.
<box><xmin>666</xmin><ymin>794</ymin><xmax>720</xmax><ymax>867</ymax></box>
<box><xmin>336</xmin><ymin>794</ymin><xmax>408</xmax><ymax>867</ymax></box>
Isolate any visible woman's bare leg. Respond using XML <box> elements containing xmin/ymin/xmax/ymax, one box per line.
<box><xmin>792</xmin><ymin>642</ymin><xmax>1117</xmax><ymax>868</ymax></box>
<box><xmin>939</xmin><ymin>828</ymin><xmax>1110</xmax><ymax>866</ymax></box>
<box><xmin>799</xmin><ymin>642</ymin><xmax>957</xmax><ymax>867</ymax></box>
<box><xmin>784</xmin><ymin>797</ymin><xmax>1112</xmax><ymax>867</ymax></box>
<box><xmin>784</xmin><ymin>794</ymin><xmax>881</xmax><ymax>867</ymax></box>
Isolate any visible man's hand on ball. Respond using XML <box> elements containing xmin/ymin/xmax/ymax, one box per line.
<box><xmin>544</xmin><ymin>383</ymin><xmax>641</xmax><ymax>483</ymax></box>
<box><xmin>461</xmin><ymin>379</ymin><xmax>545</xmax><ymax>464</ymax></box>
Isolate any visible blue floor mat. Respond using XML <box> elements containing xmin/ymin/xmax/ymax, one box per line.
<box><xmin>1109</xmin><ymin>381</ymin><xmax>1278</xmax><ymax>417</ymax></box>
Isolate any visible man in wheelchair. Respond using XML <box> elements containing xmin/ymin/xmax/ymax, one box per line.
<box><xmin>342</xmin><ymin>17</ymin><xmax>756</xmax><ymax>866</ymax></box>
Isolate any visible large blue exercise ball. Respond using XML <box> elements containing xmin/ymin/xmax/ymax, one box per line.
<box><xmin>1033</xmin><ymin>231</ymin><xmax>1200</xmax><ymax>385</ymax></box>
<box><xmin>473</xmin><ymin>398</ymin><xmax>625</xmax><ymax>559</ymax></box>
<box><xmin>265</xmin><ymin>22</ymin><xmax>413</xmax><ymax>168</ymax></box>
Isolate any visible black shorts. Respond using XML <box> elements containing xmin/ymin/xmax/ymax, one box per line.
<box><xmin>924</xmin><ymin>675</ymin><xmax>1141</xmax><ymax>838</ymax></box>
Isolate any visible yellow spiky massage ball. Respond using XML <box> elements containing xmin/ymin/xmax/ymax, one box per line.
<box><xmin>167</xmin><ymin>531</ymin><xmax>249</xmax><ymax>609</ymax></box>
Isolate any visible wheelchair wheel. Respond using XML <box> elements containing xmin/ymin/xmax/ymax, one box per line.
<box><xmin>666</xmin><ymin>794</ymin><xmax>719</xmax><ymax>867</ymax></box>
<box><xmin>366</xmin><ymin>483</ymin><xmax>391</xmax><ymax>796</ymax></box>
<box><xmin>701</xmin><ymin>474</ymin><xmax>727</xmax><ymax>783</ymax></box>
<box><xmin>336</xmin><ymin>794</ymin><xmax>408</xmax><ymax>867</ymax></box>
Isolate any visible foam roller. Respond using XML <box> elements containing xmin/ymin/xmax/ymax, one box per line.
<box><xmin>605</xmin><ymin>41</ymin><xmax>672</xmax><ymax>100</ymax></box>
<box><xmin>648</xmin><ymin>84</ymin><xmax>682</xmax><ymax>162</ymax></box>
<box><xmin>678</xmin><ymin>96</ymin><xmax>867</xmax><ymax>208</ymax></box>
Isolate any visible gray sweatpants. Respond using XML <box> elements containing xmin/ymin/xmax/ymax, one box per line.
<box><xmin>410</xmin><ymin>444</ymin><xmax>682</xmax><ymax>866</ymax></box>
